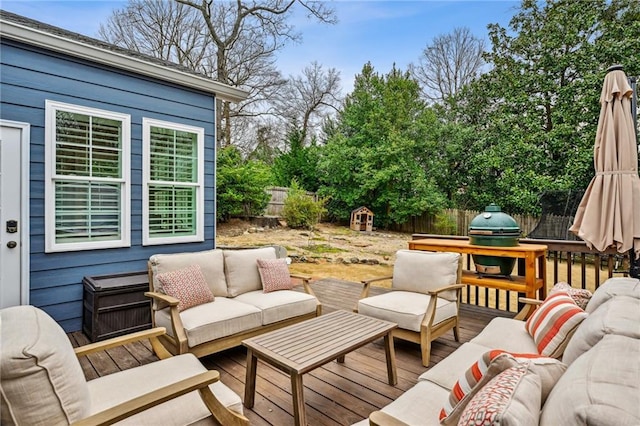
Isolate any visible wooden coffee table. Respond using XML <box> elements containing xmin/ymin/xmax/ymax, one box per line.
<box><xmin>243</xmin><ymin>310</ymin><xmax>397</xmax><ymax>426</ymax></box>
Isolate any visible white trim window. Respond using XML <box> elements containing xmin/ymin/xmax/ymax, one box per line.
<box><xmin>44</xmin><ymin>100</ymin><xmax>131</xmax><ymax>252</ymax></box>
<box><xmin>143</xmin><ymin>118</ymin><xmax>204</xmax><ymax>245</ymax></box>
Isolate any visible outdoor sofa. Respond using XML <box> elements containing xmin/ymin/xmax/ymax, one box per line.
<box><xmin>353</xmin><ymin>277</ymin><xmax>640</xmax><ymax>425</ymax></box>
<box><xmin>146</xmin><ymin>246</ymin><xmax>322</xmax><ymax>357</ymax></box>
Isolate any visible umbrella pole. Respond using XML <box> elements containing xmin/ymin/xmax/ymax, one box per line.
<box><xmin>629</xmin><ymin>74</ymin><xmax>639</xmax><ymax>278</ymax></box>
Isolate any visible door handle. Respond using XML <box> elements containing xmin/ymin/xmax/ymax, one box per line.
<box><xmin>7</xmin><ymin>241</ymin><xmax>17</xmax><ymax>249</ymax></box>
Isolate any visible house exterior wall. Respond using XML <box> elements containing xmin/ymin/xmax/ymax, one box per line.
<box><xmin>0</xmin><ymin>38</ymin><xmax>217</xmax><ymax>331</ymax></box>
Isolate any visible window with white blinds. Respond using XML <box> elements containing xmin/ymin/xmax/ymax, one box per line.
<box><xmin>45</xmin><ymin>101</ymin><xmax>131</xmax><ymax>252</ymax></box>
<box><xmin>143</xmin><ymin>118</ymin><xmax>204</xmax><ymax>245</ymax></box>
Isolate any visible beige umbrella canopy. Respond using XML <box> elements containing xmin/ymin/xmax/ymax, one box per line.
<box><xmin>570</xmin><ymin>68</ymin><xmax>640</xmax><ymax>258</ymax></box>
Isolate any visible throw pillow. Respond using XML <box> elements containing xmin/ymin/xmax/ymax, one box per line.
<box><xmin>439</xmin><ymin>350</ymin><xmax>565</xmax><ymax>425</ymax></box>
<box><xmin>549</xmin><ymin>281</ymin><xmax>592</xmax><ymax>310</ymax></box>
<box><xmin>257</xmin><ymin>258</ymin><xmax>293</xmax><ymax>293</ymax></box>
<box><xmin>525</xmin><ymin>292</ymin><xmax>588</xmax><ymax>358</ymax></box>
<box><xmin>156</xmin><ymin>264</ymin><xmax>214</xmax><ymax>312</ymax></box>
<box><xmin>457</xmin><ymin>364</ymin><xmax>542</xmax><ymax>426</ymax></box>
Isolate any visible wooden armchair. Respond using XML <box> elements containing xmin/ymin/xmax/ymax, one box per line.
<box><xmin>0</xmin><ymin>305</ymin><xmax>248</xmax><ymax>426</ymax></box>
<box><xmin>355</xmin><ymin>250</ymin><xmax>464</xmax><ymax>367</ymax></box>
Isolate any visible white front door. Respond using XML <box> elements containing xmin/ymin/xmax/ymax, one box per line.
<box><xmin>0</xmin><ymin>121</ymin><xmax>30</xmax><ymax>308</ymax></box>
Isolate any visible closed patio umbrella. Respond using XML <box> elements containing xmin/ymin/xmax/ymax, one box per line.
<box><xmin>570</xmin><ymin>67</ymin><xmax>640</xmax><ymax>259</ymax></box>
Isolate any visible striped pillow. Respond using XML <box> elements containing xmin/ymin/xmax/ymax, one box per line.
<box><xmin>440</xmin><ymin>350</ymin><xmax>565</xmax><ymax>424</ymax></box>
<box><xmin>525</xmin><ymin>292</ymin><xmax>587</xmax><ymax>357</ymax></box>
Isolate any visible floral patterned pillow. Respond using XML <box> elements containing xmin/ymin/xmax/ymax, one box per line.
<box><xmin>257</xmin><ymin>258</ymin><xmax>293</xmax><ymax>292</ymax></box>
<box><xmin>156</xmin><ymin>264</ymin><xmax>214</xmax><ymax>312</ymax></box>
<box><xmin>549</xmin><ymin>281</ymin><xmax>592</xmax><ymax>310</ymax></box>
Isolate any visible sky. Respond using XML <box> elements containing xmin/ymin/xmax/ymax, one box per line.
<box><xmin>1</xmin><ymin>0</ymin><xmax>520</xmax><ymax>93</ymax></box>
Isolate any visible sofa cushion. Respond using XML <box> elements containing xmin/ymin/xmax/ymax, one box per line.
<box><xmin>562</xmin><ymin>295</ymin><xmax>640</xmax><ymax>365</ymax></box>
<box><xmin>86</xmin><ymin>352</ymin><xmax>243</xmax><ymax>425</ymax></box>
<box><xmin>225</xmin><ymin>247</ymin><xmax>277</xmax><ymax>297</ymax></box>
<box><xmin>419</xmin><ymin>342</ymin><xmax>491</xmax><ymax>389</ymax></box>
<box><xmin>525</xmin><ymin>292</ymin><xmax>587</xmax><ymax>357</ymax></box>
<box><xmin>370</xmin><ymin>379</ymin><xmax>451</xmax><ymax>426</ymax></box>
<box><xmin>157</xmin><ymin>264</ymin><xmax>214</xmax><ymax>312</ymax></box>
<box><xmin>150</xmin><ymin>249</ymin><xmax>227</xmax><ymax>297</ymax></box>
<box><xmin>358</xmin><ymin>291</ymin><xmax>456</xmax><ymax>332</ymax></box>
<box><xmin>0</xmin><ymin>306</ymin><xmax>90</xmax><ymax>425</ymax></box>
<box><xmin>585</xmin><ymin>277</ymin><xmax>640</xmax><ymax>313</ymax></box>
<box><xmin>155</xmin><ymin>298</ymin><xmax>262</xmax><ymax>347</ymax></box>
<box><xmin>392</xmin><ymin>250</ymin><xmax>460</xmax><ymax>297</ymax></box>
<box><xmin>470</xmin><ymin>317</ymin><xmax>539</xmax><ymax>353</ymax></box>
<box><xmin>458</xmin><ymin>364</ymin><xmax>541</xmax><ymax>426</ymax></box>
<box><xmin>257</xmin><ymin>258</ymin><xmax>293</xmax><ymax>292</ymax></box>
<box><xmin>234</xmin><ymin>290</ymin><xmax>318</xmax><ymax>325</ymax></box>
<box><xmin>549</xmin><ymin>281</ymin><xmax>592</xmax><ymax>309</ymax></box>
<box><xmin>540</xmin><ymin>334</ymin><xmax>640</xmax><ymax>426</ymax></box>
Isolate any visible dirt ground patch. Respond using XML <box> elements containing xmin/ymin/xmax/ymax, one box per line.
<box><xmin>216</xmin><ymin>219</ymin><xmax>412</xmax><ymax>283</ymax></box>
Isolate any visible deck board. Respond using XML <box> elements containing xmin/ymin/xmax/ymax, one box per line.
<box><xmin>68</xmin><ymin>277</ymin><xmax>514</xmax><ymax>425</ymax></box>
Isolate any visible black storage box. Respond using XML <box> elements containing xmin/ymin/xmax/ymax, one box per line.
<box><xmin>83</xmin><ymin>271</ymin><xmax>151</xmax><ymax>342</ymax></box>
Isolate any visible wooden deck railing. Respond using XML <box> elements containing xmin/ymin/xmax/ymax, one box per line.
<box><xmin>412</xmin><ymin>234</ymin><xmax>629</xmax><ymax>313</ymax></box>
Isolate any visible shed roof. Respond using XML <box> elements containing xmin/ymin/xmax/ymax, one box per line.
<box><xmin>351</xmin><ymin>206</ymin><xmax>374</xmax><ymax>215</ymax></box>
<box><xmin>0</xmin><ymin>10</ymin><xmax>248</xmax><ymax>103</ymax></box>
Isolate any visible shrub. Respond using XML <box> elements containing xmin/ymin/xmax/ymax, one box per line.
<box><xmin>282</xmin><ymin>180</ymin><xmax>326</xmax><ymax>229</ymax></box>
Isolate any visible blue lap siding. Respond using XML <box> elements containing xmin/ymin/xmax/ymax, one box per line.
<box><xmin>0</xmin><ymin>38</ymin><xmax>218</xmax><ymax>332</ymax></box>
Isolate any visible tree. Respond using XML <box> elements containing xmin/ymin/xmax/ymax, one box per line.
<box><xmin>409</xmin><ymin>27</ymin><xmax>485</xmax><ymax>104</ymax></box>
<box><xmin>216</xmin><ymin>147</ymin><xmax>272</xmax><ymax>222</ymax></box>
<box><xmin>99</xmin><ymin>0</ymin><xmax>336</xmax><ymax>149</ymax></box>
<box><xmin>272</xmin><ymin>126</ymin><xmax>322</xmax><ymax>191</ymax></box>
<box><xmin>448</xmin><ymin>0</ymin><xmax>640</xmax><ymax>214</ymax></box>
<box><xmin>319</xmin><ymin>63</ymin><xmax>447</xmax><ymax>228</ymax></box>
<box><xmin>273</xmin><ymin>61</ymin><xmax>342</xmax><ymax>144</ymax></box>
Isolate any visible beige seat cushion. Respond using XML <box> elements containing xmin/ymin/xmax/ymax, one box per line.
<box><xmin>358</xmin><ymin>291</ymin><xmax>456</xmax><ymax>332</ymax></box>
<box><xmin>470</xmin><ymin>317</ymin><xmax>538</xmax><ymax>354</ymax></box>
<box><xmin>419</xmin><ymin>342</ymin><xmax>492</xmax><ymax>390</ymax></box>
<box><xmin>392</xmin><ymin>250</ymin><xmax>460</xmax><ymax>298</ymax></box>
<box><xmin>234</xmin><ymin>290</ymin><xmax>318</xmax><ymax>325</ymax></box>
<box><xmin>87</xmin><ymin>353</ymin><xmax>243</xmax><ymax>425</ymax></box>
<box><xmin>540</xmin><ymin>334</ymin><xmax>640</xmax><ymax>425</ymax></box>
<box><xmin>150</xmin><ymin>249</ymin><xmax>227</xmax><ymax>297</ymax></box>
<box><xmin>370</xmin><ymin>379</ymin><xmax>451</xmax><ymax>425</ymax></box>
<box><xmin>155</xmin><ymin>298</ymin><xmax>262</xmax><ymax>347</ymax></box>
<box><xmin>224</xmin><ymin>247</ymin><xmax>277</xmax><ymax>297</ymax></box>
<box><xmin>0</xmin><ymin>305</ymin><xmax>90</xmax><ymax>425</ymax></box>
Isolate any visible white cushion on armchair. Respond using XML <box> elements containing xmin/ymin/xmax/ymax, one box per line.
<box><xmin>393</xmin><ymin>249</ymin><xmax>460</xmax><ymax>298</ymax></box>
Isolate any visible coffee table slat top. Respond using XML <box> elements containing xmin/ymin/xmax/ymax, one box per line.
<box><xmin>243</xmin><ymin>310</ymin><xmax>396</xmax><ymax>374</ymax></box>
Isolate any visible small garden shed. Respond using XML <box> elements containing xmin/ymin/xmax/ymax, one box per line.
<box><xmin>0</xmin><ymin>11</ymin><xmax>247</xmax><ymax>331</ymax></box>
<box><xmin>350</xmin><ymin>207</ymin><xmax>374</xmax><ymax>232</ymax></box>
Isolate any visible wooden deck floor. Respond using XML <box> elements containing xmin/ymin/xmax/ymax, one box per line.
<box><xmin>68</xmin><ymin>278</ymin><xmax>513</xmax><ymax>425</ymax></box>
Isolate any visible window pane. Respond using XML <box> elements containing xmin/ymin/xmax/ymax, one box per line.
<box><xmin>55</xmin><ymin>181</ymin><xmax>121</xmax><ymax>243</ymax></box>
<box><xmin>55</xmin><ymin>112</ymin><xmax>122</xmax><ymax>178</ymax></box>
<box><xmin>56</xmin><ymin>111</ymin><xmax>90</xmax><ymax>175</ymax></box>
<box><xmin>148</xmin><ymin>185</ymin><xmax>196</xmax><ymax>238</ymax></box>
<box><xmin>149</xmin><ymin>126</ymin><xmax>197</xmax><ymax>183</ymax></box>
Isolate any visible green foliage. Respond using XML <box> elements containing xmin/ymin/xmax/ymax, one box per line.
<box><xmin>446</xmin><ymin>0</ymin><xmax>640</xmax><ymax>214</ymax></box>
<box><xmin>282</xmin><ymin>180</ymin><xmax>326</xmax><ymax>229</ymax></box>
<box><xmin>272</xmin><ymin>127</ymin><xmax>322</xmax><ymax>192</ymax></box>
<box><xmin>318</xmin><ymin>63</ymin><xmax>447</xmax><ymax>228</ymax></box>
<box><xmin>216</xmin><ymin>147</ymin><xmax>272</xmax><ymax>222</ymax></box>
<box><xmin>433</xmin><ymin>211</ymin><xmax>457</xmax><ymax>235</ymax></box>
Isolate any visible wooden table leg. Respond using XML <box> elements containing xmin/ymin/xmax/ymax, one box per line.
<box><xmin>291</xmin><ymin>373</ymin><xmax>306</xmax><ymax>426</ymax></box>
<box><xmin>244</xmin><ymin>348</ymin><xmax>258</xmax><ymax>408</ymax></box>
<box><xmin>383</xmin><ymin>332</ymin><xmax>397</xmax><ymax>385</ymax></box>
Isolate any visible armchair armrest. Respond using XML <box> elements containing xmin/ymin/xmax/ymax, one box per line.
<box><xmin>368</xmin><ymin>410</ymin><xmax>411</xmax><ymax>426</ymax></box>
<box><xmin>74</xmin><ymin>327</ymin><xmax>171</xmax><ymax>360</ymax></box>
<box><xmin>72</xmin><ymin>371</ymin><xmax>248</xmax><ymax>426</ymax></box>
<box><xmin>353</xmin><ymin>276</ymin><xmax>393</xmax><ymax>312</ymax></box>
<box><xmin>427</xmin><ymin>283</ymin><xmax>466</xmax><ymax>297</ymax></box>
<box><xmin>513</xmin><ymin>297</ymin><xmax>544</xmax><ymax>321</ymax></box>
<box><xmin>291</xmin><ymin>273</ymin><xmax>317</xmax><ymax>297</ymax></box>
<box><xmin>145</xmin><ymin>291</ymin><xmax>189</xmax><ymax>354</ymax></box>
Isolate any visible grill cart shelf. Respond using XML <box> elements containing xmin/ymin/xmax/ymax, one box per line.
<box><xmin>82</xmin><ymin>271</ymin><xmax>151</xmax><ymax>342</ymax></box>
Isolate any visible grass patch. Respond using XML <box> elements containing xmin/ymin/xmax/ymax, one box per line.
<box><xmin>304</xmin><ymin>244</ymin><xmax>347</xmax><ymax>254</ymax></box>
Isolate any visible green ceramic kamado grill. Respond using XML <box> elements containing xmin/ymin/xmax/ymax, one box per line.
<box><xmin>468</xmin><ymin>204</ymin><xmax>521</xmax><ymax>277</ymax></box>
